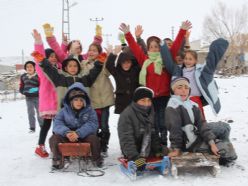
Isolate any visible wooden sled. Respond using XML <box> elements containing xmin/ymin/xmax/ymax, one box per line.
<box><xmin>170</xmin><ymin>152</ymin><xmax>220</xmax><ymax>177</ymax></box>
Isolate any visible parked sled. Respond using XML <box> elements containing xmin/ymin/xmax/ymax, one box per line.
<box><xmin>170</xmin><ymin>152</ymin><xmax>220</xmax><ymax>177</ymax></box>
<box><xmin>118</xmin><ymin>156</ymin><xmax>171</xmax><ymax>180</ymax></box>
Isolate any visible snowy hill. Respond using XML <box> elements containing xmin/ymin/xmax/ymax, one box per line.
<box><xmin>0</xmin><ymin>76</ymin><xmax>247</xmax><ymax>186</ymax></box>
<box><xmin>0</xmin><ymin>56</ymin><xmax>32</xmax><ymax>67</ymax></box>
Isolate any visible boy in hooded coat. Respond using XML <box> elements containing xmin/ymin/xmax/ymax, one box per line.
<box><xmin>49</xmin><ymin>82</ymin><xmax>102</xmax><ymax>169</ymax></box>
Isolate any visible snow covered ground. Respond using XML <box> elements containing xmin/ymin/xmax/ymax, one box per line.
<box><xmin>0</xmin><ymin>76</ymin><xmax>247</xmax><ymax>186</ymax></box>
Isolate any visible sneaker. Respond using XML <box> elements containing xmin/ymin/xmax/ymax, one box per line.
<box><xmin>35</xmin><ymin>145</ymin><xmax>49</xmax><ymax>158</ymax></box>
<box><xmin>29</xmin><ymin>128</ymin><xmax>35</xmax><ymax>133</ymax></box>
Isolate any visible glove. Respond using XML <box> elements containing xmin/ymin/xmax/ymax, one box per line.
<box><xmin>93</xmin><ymin>35</ymin><xmax>103</xmax><ymax>45</ymax></box>
<box><xmin>28</xmin><ymin>87</ymin><xmax>39</xmax><ymax>93</ymax></box>
<box><xmin>134</xmin><ymin>157</ymin><xmax>146</xmax><ymax>171</ymax></box>
<box><xmin>31</xmin><ymin>51</ymin><xmax>45</xmax><ymax>63</ymax></box>
<box><xmin>95</xmin><ymin>24</ymin><xmax>102</xmax><ymax>37</ymax></box>
<box><xmin>96</xmin><ymin>52</ymin><xmax>107</xmax><ymax>64</ymax></box>
<box><xmin>42</xmin><ymin>23</ymin><xmax>54</xmax><ymax>37</ymax></box>
<box><xmin>180</xmin><ymin>20</ymin><xmax>192</xmax><ymax>30</ymax></box>
<box><xmin>118</xmin><ymin>33</ymin><xmax>126</xmax><ymax>45</ymax></box>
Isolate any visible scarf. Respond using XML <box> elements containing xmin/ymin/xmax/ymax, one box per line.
<box><xmin>132</xmin><ymin>102</ymin><xmax>153</xmax><ymax>157</ymax></box>
<box><xmin>139</xmin><ymin>52</ymin><xmax>163</xmax><ymax>85</ymax></box>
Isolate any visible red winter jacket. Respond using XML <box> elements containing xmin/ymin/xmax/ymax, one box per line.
<box><xmin>125</xmin><ymin>29</ymin><xmax>186</xmax><ymax>97</ymax></box>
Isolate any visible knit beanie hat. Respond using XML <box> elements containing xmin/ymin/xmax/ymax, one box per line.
<box><xmin>133</xmin><ymin>87</ymin><xmax>154</xmax><ymax>102</ymax></box>
<box><xmin>170</xmin><ymin>77</ymin><xmax>190</xmax><ymax>93</ymax></box>
<box><xmin>68</xmin><ymin>89</ymin><xmax>86</xmax><ymax>102</ymax></box>
<box><xmin>24</xmin><ymin>61</ymin><xmax>35</xmax><ymax>70</ymax></box>
<box><xmin>45</xmin><ymin>48</ymin><xmax>55</xmax><ymax>59</ymax></box>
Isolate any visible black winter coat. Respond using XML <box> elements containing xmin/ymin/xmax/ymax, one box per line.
<box><xmin>118</xmin><ymin>102</ymin><xmax>161</xmax><ymax>161</ymax></box>
<box><xmin>106</xmin><ymin>53</ymin><xmax>140</xmax><ymax>114</ymax></box>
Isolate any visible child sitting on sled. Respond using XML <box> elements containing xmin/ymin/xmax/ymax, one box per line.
<box><xmin>165</xmin><ymin>77</ymin><xmax>237</xmax><ymax>165</ymax></box>
<box><xmin>49</xmin><ymin>82</ymin><xmax>102</xmax><ymax>169</ymax></box>
<box><xmin>118</xmin><ymin>87</ymin><xmax>167</xmax><ymax>171</ymax></box>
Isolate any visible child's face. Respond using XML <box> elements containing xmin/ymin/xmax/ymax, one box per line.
<box><xmin>72</xmin><ymin>97</ymin><xmax>84</xmax><ymax>110</ymax></box>
<box><xmin>26</xmin><ymin>64</ymin><xmax>35</xmax><ymax>75</ymax></box>
<box><xmin>121</xmin><ymin>60</ymin><xmax>132</xmax><ymax>71</ymax></box>
<box><xmin>175</xmin><ymin>55</ymin><xmax>183</xmax><ymax>65</ymax></box>
<box><xmin>48</xmin><ymin>53</ymin><xmax>58</xmax><ymax>66</ymax></box>
<box><xmin>137</xmin><ymin>97</ymin><xmax>152</xmax><ymax>107</ymax></box>
<box><xmin>87</xmin><ymin>45</ymin><xmax>99</xmax><ymax>60</ymax></box>
<box><xmin>183</xmin><ymin>53</ymin><xmax>197</xmax><ymax>68</ymax></box>
<box><xmin>173</xmin><ymin>85</ymin><xmax>190</xmax><ymax>101</ymax></box>
<box><xmin>65</xmin><ymin>60</ymin><xmax>78</xmax><ymax>75</ymax></box>
<box><xmin>148</xmin><ymin>41</ymin><xmax>160</xmax><ymax>52</ymax></box>
<box><xmin>165</xmin><ymin>40</ymin><xmax>173</xmax><ymax>49</ymax></box>
<box><xmin>70</xmin><ymin>41</ymin><xmax>82</xmax><ymax>55</ymax></box>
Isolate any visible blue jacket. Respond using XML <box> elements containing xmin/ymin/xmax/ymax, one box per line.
<box><xmin>53</xmin><ymin>82</ymin><xmax>98</xmax><ymax>138</ymax></box>
<box><xmin>161</xmin><ymin>38</ymin><xmax>229</xmax><ymax>115</ymax></box>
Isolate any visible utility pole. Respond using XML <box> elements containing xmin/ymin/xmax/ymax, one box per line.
<box><xmin>89</xmin><ymin>17</ymin><xmax>104</xmax><ymax>25</ymax></box>
<box><xmin>103</xmin><ymin>34</ymin><xmax>112</xmax><ymax>47</ymax></box>
<box><xmin>171</xmin><ymin>26</ymin><xmax>174</xmax><ymax>40</ymax></box>
<box><xmin>62</xmin><ymin>0</ymin><xmax>70</xmax><ymax>41</ymax></box>
<box><xmin>21</xmin><ymin>49</ymin><xmax>24</xmax><ymax>64</ymax></box>
<box><xmin>62</xmin><ymin>0</ymin><xmax>78</xmax><ymax>41</ymax></box>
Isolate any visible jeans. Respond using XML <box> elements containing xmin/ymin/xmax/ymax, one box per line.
<box><xmin>25</xmin><ymin>97</ymin><xmax>43</xmax><ymax>129</ymax></box>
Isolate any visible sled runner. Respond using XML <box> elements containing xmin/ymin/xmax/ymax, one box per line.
<box><xmin>50</xmin><ymin>143</ymin><xmax>105</xmax><ymax>177</ymax></box>
<box><xmin>118</xmin><ymin>156</ymin><xmax>171</xmax><ymax>180</ymax></box>
<box><xmin>170</xmin><ymin>152</ymin><xmax>220</xmax><ymax>177</ymax></box>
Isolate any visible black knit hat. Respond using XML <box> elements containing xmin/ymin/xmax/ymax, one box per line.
<box><xmin>62</xmin><ymin>55</ymin><xmax>81</xmax><ymax>74</ymax></box>
<box><xmin>24</xmin><ymin>61</ymin><xmax>35</xmax><ymax>70</ymax></box>
<box><xmin>45</xmin><ymin>48</ymin><xmax>55</xmax><ymax>59</ymax></box>
<box><xmin>133</xmin><ymin>87</ymin><xmax>154</xmax><ymax>102</ymax></box>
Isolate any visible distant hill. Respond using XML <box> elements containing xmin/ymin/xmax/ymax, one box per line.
<box><xmin>0</xmin><ymin>56</ymin><xmax>32</xmax><ymax>67</ymax></box>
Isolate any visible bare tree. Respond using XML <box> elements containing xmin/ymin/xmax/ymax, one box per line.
<box><xmin>203</xmin><ymin>1</ymin><xmax>248</xmax><ymax>74</ymax></box>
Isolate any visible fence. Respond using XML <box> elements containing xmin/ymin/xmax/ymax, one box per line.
<box><xmin>0</xmin><ymin>89</ymin><xmax>25</xmax><ymax>102</ymax></box>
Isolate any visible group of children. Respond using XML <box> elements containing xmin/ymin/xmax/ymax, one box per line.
<box><xmin>19</xmin><ymin>20</ymin><xmax>237</xmax><ymax>170</ymax></box>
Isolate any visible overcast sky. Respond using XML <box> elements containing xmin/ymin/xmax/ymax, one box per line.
<box><xmin>0</xmin><ymin>0</ymin><xmax>247</xmax><ymax>57</ymax></box>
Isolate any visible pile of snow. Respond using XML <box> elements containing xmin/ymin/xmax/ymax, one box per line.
<box><xmin>0</xmin><ymin>76</ymin><xmax>247</xmax><ymax>186</ymax></box>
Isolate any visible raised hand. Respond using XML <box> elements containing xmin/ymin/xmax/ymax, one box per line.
<box><xmin>31</xmin><ymin>51</ymin><xmax>45</xmax><ymax>63</ymax></box>
<box><xmin>119</xmin><ymin>23</ymin><xmax>130</xmax><ymax>34</ymax></box>
<box><xmin>42</xmin><ymin>23</ymin><xmax>54</xmax><ymax>37</ymax></box>
<box><xmin>104</xmin><ymin>44</ymin><xmax>113</xmax><ymax>55</ymax></box>
<box><xmin>95</xmin><ymin>24</ymin><xmax>102</xmax><ymax>37</ymax></box>
<box><xmin>180</xmin><ymin>20</ymin><xmax>192</xmax><ymax>31</ymax></box>
<box><xmin>96</xmin><ymin>52</ymin><xmax>108</xmax><ymax>63</ymax></box>
<box><xmin>62</xmin><ymin>32</ymin><xmax>68</xmax><ymax>45</ymax></box>
<box><xmin>32</xmin><ymin>29</ymin><xmax>42</xmax><ymax>44</ymax></box>
<box><xmin>135</xmin><ymin>25</ymin><xmax>143</xmax><ymax>38</ymax></box>
<box><xmin>118</xmin><ymin>32</ymin><xmax>126</xmax><ymax>45</ymax></box>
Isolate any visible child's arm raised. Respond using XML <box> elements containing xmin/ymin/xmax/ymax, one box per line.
<box><xmin>31</xmin><ymin>51</ymin><xmax>66</xmax><ymax>88</ymax></box>
<box><xmin>135</xmin><ymin>25</ymin><xmax>148</xmax><ymax>55</ymax></box>
<box><xmin>43</xmin><ymin>23</ymin><xmax>67</xmax><ymax>62</ymax></box>
<box><xmin>160</xmin><ymin>41</ymin><xmax>182</xmax><ymax>77</ymax></box>
<box><xmin>76</xmin><ymin>53</ymin><xmax>105</xmax><ymax>87</ymax></box>
<box><xmin>119</xmin><ymin>23</ymin><xmax>147</xmax><ymax>66</ymax></box>
<box><xmin>170</xmin><ymin>20</ymin><xmax>192</xmax><ymax>61</ymax></box>
<box><xmin>203</xmin><ymin>38</ymin><xmax>229</xmax><ymax>77</ymax></box>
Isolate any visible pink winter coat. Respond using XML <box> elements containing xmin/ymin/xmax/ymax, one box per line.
<box><xmin>46</xmin><ymin>35</ymin><xmax>102</xmax><ymax>62</ymax></box>
<box><xmin>34</xmin><ymin>44</ymin><xmax>60</xmax><ymax>118</ymax></box>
